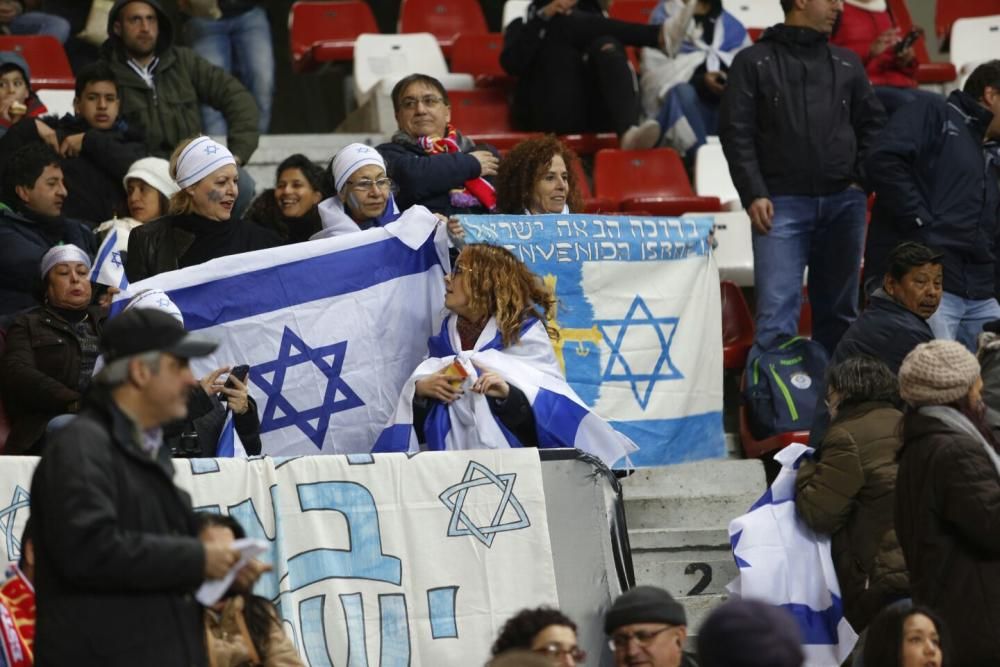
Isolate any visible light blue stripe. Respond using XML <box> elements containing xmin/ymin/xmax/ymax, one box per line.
<box><xmin>609</xmin><ymin>411</ymin><xmax>725</xmax><ymax>467</ymax></box>
<box><xmin>427</xmin><ymin>587</ymin><xmax>459</xmax><ymax>639</ymax></box>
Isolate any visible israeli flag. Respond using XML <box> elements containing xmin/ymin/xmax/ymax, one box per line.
<box><xmin>90</xmin><ymin>228</ymin><xmax>130</xmax><ymax>289</ymax></box>
<box><xmin>457</xmin><ymin>214</ymin><xmax>723</xmax><ymax>467</ymax></box>
<box><xmin>113</xmin><ymin>206</ymin><xmax>449</xmax><ymax>456</ymax></box>
<box><xmin>215</xmin><ymin>409</ymin><xmax>247</xmax><ymax>458</ymax></box>
<box><xmin>728</xmin><ymin>443</ymin><xmax>858</xmax><ymax>666</ymax></box>
<box><xmin>373</xmin><ymin>315</ymin><xmax>638</xmax><ymax>467</ymax></box>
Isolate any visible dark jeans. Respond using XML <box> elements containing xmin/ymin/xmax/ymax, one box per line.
<box><xmin>518</xmin><ymin>13</ymin><xmax>660</xmax><ymax>134</ymax></box>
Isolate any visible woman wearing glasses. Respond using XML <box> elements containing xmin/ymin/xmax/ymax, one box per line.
<box><xmin>125</xmin><ymin>136</ymin><xmax>280</xmax><ymax>282</ymax></box>
<box><xmin>491</xmin><ymin>607</ymin><xmax>586</xmax><ymax>666</ymax></box>
<box><xmin>310</xmin><ymin>143</ymin><xmax>404</xmax><ymax>240</ymax></box>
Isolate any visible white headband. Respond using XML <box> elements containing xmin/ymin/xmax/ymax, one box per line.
<box><xmin>331</xmin><ymin>143</ymin><xmax>386</xmax><ymax>193</ymax></box>
<box><xmin>174</xmin><ymin>136</ymin><xmax>237</xmax><ymax>189</ymax></box>
<box><xmin>40</xmin><ymin>244</ymin><xmax>91</xmax><ymax>279</ymax></box>
<box><xmin>123</xmin><ymin>288</ymin><xmax>185</xmax><ymax>326</ymax></box>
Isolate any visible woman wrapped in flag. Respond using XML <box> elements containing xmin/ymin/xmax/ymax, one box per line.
<box><xmin>373</xmin><ymin>243</ymin><xmax>637</xmax><ymax>467</ymax></box>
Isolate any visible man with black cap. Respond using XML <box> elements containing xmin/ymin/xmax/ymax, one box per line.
<box><xmin>29</xmin><ymin>308</ymin><xmax>243</xmax><ymax>666</ymax></box>
<box><xmin>604</xmin><ymin>585</ymin><xmax>698</xmax><ymax>667</ymax></box>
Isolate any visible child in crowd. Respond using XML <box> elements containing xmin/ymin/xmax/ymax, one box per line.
<box><xmin>0</xmin><ymin>51</ymin><xmax>45</xmax><ymax>138</ymax></box>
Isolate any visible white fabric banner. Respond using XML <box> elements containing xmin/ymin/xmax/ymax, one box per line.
<box><xmin>0</xmin><ymin>450</ymin><xmax>559</xmax><ymax>666</ymax></box>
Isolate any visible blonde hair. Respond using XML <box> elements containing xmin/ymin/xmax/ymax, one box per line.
<box><xmin>167</xmin><ymin>137</ymin><xmax>198</xmax><ymax>215</ymax></box>
<box><xmin>459</xmin><ymin>244</ymin><xmax>559</xmax><ymax>347</ymax></box>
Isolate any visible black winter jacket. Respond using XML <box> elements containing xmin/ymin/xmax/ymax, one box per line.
<box><xmin>864</xmin><ymin>91</ymin><xmax>999</xmax><ymax>299</ymax></box>
<box><xmin>0</xmin><ymin>114</ymin><xmax>145</xmax><ymax>226</ymax></box>
<box><xmin>377</xmin><ymin>134</ymin><xmax>496</xmax><ymax>216</ymax></box>
<box><xmin>720</xmin><ymin>24</ymin><xmax>885</xmax><ymax>207</ymax></box>
<box><xmin>30</xmin><ymin>395</ymin><xmax>207</xmax><ymax>666</ymax></box>
<box><xmin>0</xmin><ymin>204</ymin><xmax>96</xmax><ymax>321</ymax></box>
<box><xmin>896</xmin><ymin>410</ymin><xmax>1000</xmax><ymax>667</ymax></box>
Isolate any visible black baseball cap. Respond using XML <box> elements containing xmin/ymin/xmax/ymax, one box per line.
<box><xmin>101</xmin><ymin>308</ymin><xmax>218</xmax><ymax>362</ymax></box>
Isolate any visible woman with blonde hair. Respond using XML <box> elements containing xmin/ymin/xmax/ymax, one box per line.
<box><xmin>125</xmin><ymin>136</ymin><xmax>279</xmax><ymax>282</ymax></box>
<box><xmin>374</xmin><ymin>243</ymin><xmax>637</xmax><ymax>466</ymax></box>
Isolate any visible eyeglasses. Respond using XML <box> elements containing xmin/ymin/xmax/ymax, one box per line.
<box><xmin>608</xmin><ymin>626</ymin><xmax>672</xmax><ymax>651</ymax></box>
<box><xmin>400</xmin><ymin>95</ymin><xmax>445</xmax><ymax>110</ymax></box>
<box><xmin>346</xmin><ymin>177</ymin><xmax>393</xmax><ymax>193</ymax></box>
<box><xmin>533</xmin><ymin>644</ymin><xmax>587</xmax><ymax>663</ymax></box>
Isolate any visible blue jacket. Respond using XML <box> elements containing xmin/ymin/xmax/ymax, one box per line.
<box><xmin>0</xmin><ymin>203</ymin><xmax>96</xmax><ymax>322</ymax></box>
<box><xmin>865</xmin><ymin>90</ymin><xmax>1000</xmax><ymax>299</ymax></box>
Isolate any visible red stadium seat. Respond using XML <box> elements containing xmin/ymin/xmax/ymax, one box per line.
<box><xmin>288</xmin><ymin>1</ymin><xmax>379</xmax><ymax>73</ymax></box>
<box><xmin>885</xmin><ymin>0</ymin><xmax>956</xmax><ymax>83</ymax></box>
<box><xmin>608</xmin><ymin>0</ymin><xmax>658</xmax><ymax>71</ymax></box>
<box><xmin>398</xmin><ymin>0</ymin><xmax>489</xmax><ymax>57</ymax></box>
<box><xmin>570</xmin><ymin>158</ymin><xmax>616</xmax><ymax>213</ymax></box>
<box><xmin>447</xmin><ymin>88</ymin><xmax>536</xmax><ymax>149</ymax></box>
<box><xmin>450</xmin><ymin>32</ymin><xmax>511</xmax><ymax>87</ymax></box>
<box><xmin>593</xmin><ymin>148</ymin><xmax>722</xmax><ymax>215</ymax></box>
<box><xmin>935</xmin><ymin>0</ymin><xmax>998</xmax><ymax>46</ymax></box>
<box><xmin>0</xmin><ymin>35</ymin><xmax>73</xmax><ymax>89</ymax></box>
<box><xmin>722</xmin><ymin>281</ymin><xmax>754</xmax><ymax>370</ymax></box>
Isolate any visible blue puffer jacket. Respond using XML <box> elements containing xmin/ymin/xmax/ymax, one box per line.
<box><xmin>0</xmin><ymin>203</ymin><xmax>96</xmax><ymax>322</ymax></box>
<box><xmin>865</xmin><ymin>90</ymin><xmax>1000</xmax><ymax>299</ymax></box>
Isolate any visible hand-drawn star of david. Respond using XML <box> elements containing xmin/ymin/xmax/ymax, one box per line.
<box><xmin>157</xmin><ymin>298</ymin><xmax>172</xmax><ymax>308</ymax></box>
<box><xmin>595</xmin><ymin>295</ymin><xmax>683</xmax><ymax>409</ymax></box>
<box><xmin>438</xmin><ymin>461</ymin><xmax>530</xmax><ymax>548</ymax></box>
<box><xmin>204</xmin><ymin>145</ymin><xmax>219</xmax><ymax>155</ymax></box>
<box><xmin>0</xmin><ymin>486</ymin><xmax>30</xmax><ymax>562</ymax></box>
<box><xmin>110</xmin><ymin>250</ymin><xmax>122</xmax><ymax>268</ymax></box>
<box><xmin>250</xmin><ymin>326</ymin><xmax>364</xmax><ymax>449</ymax></box>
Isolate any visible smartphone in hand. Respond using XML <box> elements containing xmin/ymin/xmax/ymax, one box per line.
<box><xmin>224</xmin><ymin>364</ymin><xmax>250</xmax><ymax>390</ymax></box>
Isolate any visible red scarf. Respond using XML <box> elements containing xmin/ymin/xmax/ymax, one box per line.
<box><xmin>0</xmin><ymin>567</ymin><xmax>34</xmax><ymax>667</ymax></box>
<box><xmin>418</xmin><ymin>125</ymin><xmax>496</xmax><ymax>211</ymax></box>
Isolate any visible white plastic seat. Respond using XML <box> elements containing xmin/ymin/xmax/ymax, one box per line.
<box><xmin>694</xmin><ymin>138</ymin><xmax>741</xmax><ymax>210</ymax></box>
<box><xmin>35</xmin><ymin>89</ymin><xmax>75</xmax><ymax>119</ymax></box>
<box><xmin>704</xmin><ymin>211</ymin><xmax>754</xmax><ymax>287</ymax></box>
<box><xmin>727</xmin><ymin>0</ymin><xmax>783</xmax><ymax>33</ymax></box>
<box><xmin>352</xmin><ymin>32</ymin><xmax>474</xmax><ymax>106</ymax></box>
<box><xmin>949</xmin><ymin>15</ymin><xmax>1000</xmax><ymax>79</ymax></box>
<box><xmin>502</xmin><ymin>0</ymin><xmax>530</xmax><ymax>30</ymax></box>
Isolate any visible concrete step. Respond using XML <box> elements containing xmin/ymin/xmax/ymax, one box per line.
<box><xmin>632</xmin><ymin>549</ymin><xmax>737</xmax><ymax>598</ymax></box>
<box><xmin>679</xmin><ymin>593</ymin><xmax>728</xmax><ymax>637</ymax></box>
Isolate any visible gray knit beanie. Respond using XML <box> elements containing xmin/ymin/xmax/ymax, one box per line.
<box><xmin>604</xmin><ymin>586</ymin><xmax>687</xmax><ymax>633</ymax></box>
<box><xmin>899</xmin><ymin>339</ymin><xmax>980</xmax><ymax>406</ymax></box>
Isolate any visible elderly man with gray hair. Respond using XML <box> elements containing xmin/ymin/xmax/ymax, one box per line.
<box><xmin>28</xmin><ymin>308</ymin><xmax>252</xmax><ymax>666</ymax></box>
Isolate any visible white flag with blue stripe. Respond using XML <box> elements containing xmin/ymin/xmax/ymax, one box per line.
<box><xmin>112</xmin><ymin>206</ymin><xmax>449</xmax><ymax>456</ymax></box>
<box><xmin>90</xmin><ymin>226</ymin><xmax>131</xmax><ymax>289</ymax></box>
<box><xmin>728</xmin><ymin>443</ymin><xmax>858</xmax><ymax>666</ymax></box>
<box><xmin>373</xmin><ymin>315</ymin><xmax>638</xmax><ymax>467</ymax></box>
<box><xmin>215</xmin><ymin>408</ymin><xmax>247</xmax><ymax>458</ymax></box>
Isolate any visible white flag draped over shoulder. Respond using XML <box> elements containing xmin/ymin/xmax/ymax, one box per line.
<box><xmin>113</xmin><ymin>207</ymin><xmax>450</xmax><ymax>456</ymax></box>
<box><xmin>728</xmin><ymin>443</ymin><xmax>858</xmax><ymax>667</ymax></box>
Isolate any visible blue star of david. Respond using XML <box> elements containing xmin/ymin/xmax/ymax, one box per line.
<box><xmin>0</xmin><ymin>487</ymin><xmax>30</xmax><ymax>562</ymax></box>
<box><xmin>204</xmin><ymin>145</ymin><xmax>219</xmax><ymax>155</ymax></box>
<box><xmin>438</xmin><ymin>461</ymin><xmax>530</xmax><ymax>548</ymax></box>
<box><xmin>595</xmin><ymin>295</ymin><xmax>683</xmax><ymax>409</ymax></box>
<box><xmin>110</xmin><ymin>250</ymin><xmax>122</xmax><ymax>268</ymax></box>
<box><xmin>157</xmin><ymin>298</ymin><xmax>172</xmax><ymax>309</ymax></box>
<box><xmin>250</xmin><ymin>327</ymin><xmax>364</xmax><ymax>450</ymax></box>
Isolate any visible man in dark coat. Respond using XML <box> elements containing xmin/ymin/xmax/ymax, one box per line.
<box><xmin>720</xmin><ymin>0</ymin><xmax>885</xmax><ymax>358</ymax></box>
<box><xmin>865</xmin><ymin>60</ymin><xmax>1000</xmax><ymax>352</ymax></box>
<box><xmin>377</xmin><ymin>73</ymin><xmax>500</xmax><ymax>217</ymax></box>
<box><xmin>29</xmin><ymin>308</ymin><xmax>243</xmax><ymax>667</ymax></box>
<box><xmin>0</xmin><ymin>143</ymin><xmax>95</xmax><ymax>322</ymax></box>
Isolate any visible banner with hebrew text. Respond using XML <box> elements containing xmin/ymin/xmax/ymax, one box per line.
<box><xmin>0</xmin><ymin>450</ymin><xmax>558</xmax><ymax>666</ymax></box>
<box><xmin>458</xmin><ymin>214</ymin><xmax>724</xmax><ymax>466</ymax></box>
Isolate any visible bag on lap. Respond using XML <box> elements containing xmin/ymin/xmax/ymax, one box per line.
<box><xmin>743</xmin><ymin>336</ymin><xmax>829</xmax><ymax>439</ymax></box>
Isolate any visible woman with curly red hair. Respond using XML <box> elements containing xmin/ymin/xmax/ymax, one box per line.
<box><xmin>495</xmin><ymin>136</ymin><xmax>584</xmax><ymax>215</ymax></box>
<box><xmin>374</xmin><ymin>243</ymin><xmax>637</xmax><ymax>467</ymax></box>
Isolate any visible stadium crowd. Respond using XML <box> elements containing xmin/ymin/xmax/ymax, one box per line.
<box><xmin>0</xmin><ymin>0</ymin><xmax>997</xmax><ymax>665</ymax></box>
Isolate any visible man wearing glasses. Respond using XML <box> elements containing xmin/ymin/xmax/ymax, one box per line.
<box><xmin>604</xmin><ymin>586</ymin><xmax>697</xmax><ymax>667</ymax></box>
<box><xmin>377</xmin><ymin>73</ymin><xmax>500</xmax><ymax>217</ymax></box>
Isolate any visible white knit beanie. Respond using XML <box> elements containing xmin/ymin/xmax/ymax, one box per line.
<box><xmin>174</xmin><ymin>136</ymin><xmax>236</xmax><ymax>189</ymax></box>
<box><xmin>899</xmin><ymin>340</ymin><xmax>981</xmax><ymax>406</ymax></box>
<box><xmin>39</xmin><ymin>244</ymin><xmax>91</xmax><ymax>278</ymax></box>
<box><xmin>123</xmin><ymin>157</ymin><xmax>179</xmax><ymax>199</ymax></box>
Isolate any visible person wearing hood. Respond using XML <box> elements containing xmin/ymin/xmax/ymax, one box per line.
<box><xmin>311</xmin><ymin>143</ymin><xmax>406</xmax><ymax>241</ymax></box>
<box><xmin>0</xmin><ymin>51</ymin><xmax>47</xmax><ymax>139</ymax></box>
<box><xmin>719</xmin><ymin>0</ymin><xmax>885</xmax><ymax>361</ymax></box>
<box><xmin>864</xmin><ymin>60</ymin><xmax>1000</xmax><ymax>352</ymax></box>
<box><xmin>125</xmin><ymin>136</ymin><xmax>279</xmax><ymax>282</ymax></box>
<box><xmin>0</xmin><ymin>143</ymin><xmax>95</xmax><ymax>321</ymax></box>
<box><xmin>100</xmin><ymin>0</ymin><xmax>260</xmax><ymax>216</ymax></box>
<box><xmin>243</xmin><ymin>153</ymin><xmax>326</xmax><ymax>244</ymax></box>
<box><xmin>0</xmin><ymin>60</ymin><xmax>146</xmax><ymax>226</ymax></box>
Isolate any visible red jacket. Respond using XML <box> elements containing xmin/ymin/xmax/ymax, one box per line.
<box><xmin>832</xmin><ymin>4</ymin><xmax>916</xmax><ymax>88</ymax></box>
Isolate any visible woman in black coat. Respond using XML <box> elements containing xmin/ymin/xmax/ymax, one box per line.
<box><xmin>896</xmin><ymin>339</ymin><xmax>1000</xmax><ymax>667</ymax></box>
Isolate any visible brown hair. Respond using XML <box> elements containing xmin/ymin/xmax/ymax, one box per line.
<box><xmin>494</xmin><ymin>135</ymin><xmax>583</xmax><ymax>214</ymax></box>
<box><xmin>459</xmin><ymin>244</ymin><xmax>559</xmax><ymax>347</ymax></box>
